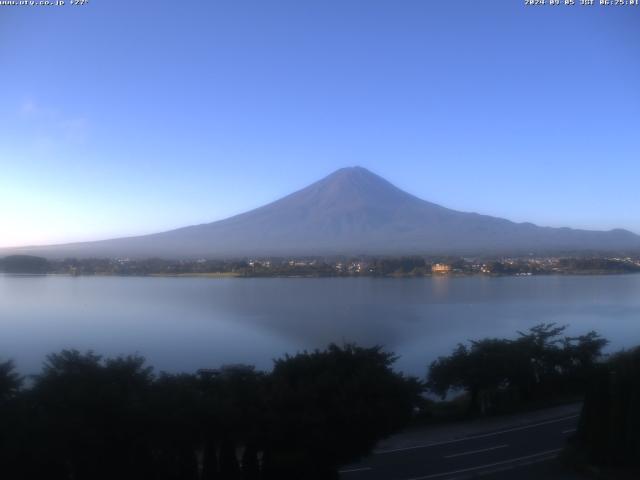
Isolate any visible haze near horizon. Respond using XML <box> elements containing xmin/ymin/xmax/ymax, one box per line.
<box><xmin>2</xmin><ymin>1</ymin><xmax>639</xmax><ymax>248</ymax></box>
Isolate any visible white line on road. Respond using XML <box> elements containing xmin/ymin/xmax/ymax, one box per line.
<box><xmin>562</xmin><ymin>428</ymin><xmax>576</xmax><ymax>434</ymax></box>
<box><xmin>404</xmin><ymin>448</ymin><xmax>563</xmax><ymax>480</ymax></box>
<box><xmin>443</xmin><ymin>444</ymin><xmax>508</xmax><ymax>459</ymax></box>
<box><xmin>376</xmin><ymin>415</ymin><xmax>579</xmax><ymax>454</ymax></box>
<box><xmin>339</xmin><ymin>467</ymin><xmax>372</xmax><ymax>474</ymax></box>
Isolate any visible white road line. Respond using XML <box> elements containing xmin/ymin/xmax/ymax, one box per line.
<box><xmin>443</xmin><ymin>444</ymin><xmax>508</xmax><ymax>459</ymax></box>
<box><xmin>404</xmin><ymin>448</ymin><xmax>563</xmax><ymax>480</ymax></box>
<box><xmin>339</xmin><ymin>467</ymin><xmax>372</xmax><ymax>474</ymax></box>
<box><xmin>562</xmin><ymin>428</ymin><xmax>577</xmax><ymax>434</ymax></box>
<box><xmin>375</xmin><ymin>414</ymin><xmax>579</xmax><ymax>454</ymax></box>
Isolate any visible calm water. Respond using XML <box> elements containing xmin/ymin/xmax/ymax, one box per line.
<box><xmin>1</xmin><ymin>274</ymin><xmax>639</xmax><ymax>377</ymax></box>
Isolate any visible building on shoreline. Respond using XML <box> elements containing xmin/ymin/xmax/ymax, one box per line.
<box><xmin>431</xmin><ymin>263</ymin><xmax>452</xmax><ymax>274</ymax></box>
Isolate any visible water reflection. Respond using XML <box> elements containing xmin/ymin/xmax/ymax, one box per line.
<box><xmin>0</xmin><ymin>274</ymin><xmax>639</xmax><ymax>376</ymax></box>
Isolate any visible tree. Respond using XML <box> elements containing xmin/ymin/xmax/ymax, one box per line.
<box><xmin>0</xmin><ymin>360</ymin><xmax>22</xmax><ymax>403</ymax></box>
<box><xmin>575</xmin><ymin>347</ymin><xmax>640</xmax><ymax>468</ymax></box>
<box><xmin>0</xmin><ymin>360</ymin><xmax>24</xmax><ymax>477</ymax></box>
<box><xmin>263</xmin><ymin>344</ymin><xmax>423</xmax><ymax>479</ymax></box>
<box><xmin>0</xmin><ymin>255</ymin><xmax>50</xmax><ymax>274</ymax></box>
<box><xmin>427</xmin><ymin>325</ymin><xmax>608</xmax><ymax>415</ymax></box>
<box><xmin>428</xmin><ymin>339</ymin><xmax>520</xmax><ymax>414</ymax></box>
<box><xmin>26</xmin><ymin>350</ymin><xmax>155</xmax><ymax>480</ymax></box>
<box><xmin>148</xmin><ymin>373</ymin><xmax>201</xmax><ymax>480</ymax></box>
<box><xmin>0</xmin><ymin>344</ymin><xmax>421</xmax><ymax>479</ymax></box>
<box><xmin>195</xmin><ymin>364</ymin><xmax>267</xmax><ymax>480</ymax></box>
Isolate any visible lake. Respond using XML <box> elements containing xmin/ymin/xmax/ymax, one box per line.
<box><xmin>1</xmin><ymin>274</ymin><xmax>639</xmax><ymax>377</ymax></box>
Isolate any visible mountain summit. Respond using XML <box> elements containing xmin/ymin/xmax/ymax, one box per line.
<box><xmin>6</xmin><ymin>167</ymin><xmax>640</xmax><ymax>258</ymax></box>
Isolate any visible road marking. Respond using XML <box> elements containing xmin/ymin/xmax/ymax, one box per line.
<box><xmin>562</xmin><ymin>428</ymin><xmax>576</xmax><ymax>434</ymax></box>
<box><xmin>443</xmin><ymin>444</ymin><xmax>508</xmax><ymax>459</ymax></box>
<box><xmin>404</xmin><ymin>448</ymin><xmax>562</xmax><ymax>480</ymax></box>
<box><xmin>375</xmin><ymin>414</ymin><xmax>579</xmax><ymax>454</ymax></box>
<box><xmin>339</xmin><ymin>467</ymin><xmax>372</xmax><ymax>474</ymax></box>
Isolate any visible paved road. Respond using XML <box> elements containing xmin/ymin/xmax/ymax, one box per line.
<box><xmin>340</xmin><ymin>414</ymin><xmax>580</xmax><ymax>480</ymax></box>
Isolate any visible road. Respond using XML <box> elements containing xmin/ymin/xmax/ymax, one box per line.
<box><xmin>340</xmin><ymin>413</ymin><xmax>580</xmax><ymax>480</ymax></box>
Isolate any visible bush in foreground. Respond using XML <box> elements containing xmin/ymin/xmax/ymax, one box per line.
<box><xmin>0</xmin><ymin>344</ymin><xmax>422</xmax><ymax>480</ymax></box>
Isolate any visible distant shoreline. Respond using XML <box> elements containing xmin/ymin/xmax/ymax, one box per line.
<box><xmin>3</xmin><ymin>271</ymin><xmax>639</xmax><ymax>280</ymax></box>
<box><xmin>3</xmin><ymin>254</ymin><xmax>640</xmax><ymax>278</ymax></box>
<box><xmin>148</xmin><ymin>272</ymin><xmax>242</xmax><ymax>278</ymax></box>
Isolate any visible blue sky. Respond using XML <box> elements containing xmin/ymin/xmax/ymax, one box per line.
<box><xmin>1</xmin><ymin>0</ymin><xmax>639</xmax><ymax>247</ymax></box>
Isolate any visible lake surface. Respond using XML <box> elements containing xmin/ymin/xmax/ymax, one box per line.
<box><xmin>1</xmin><ymin>274</ymin><xmax>639</xmax><ymax>377</ymax></box>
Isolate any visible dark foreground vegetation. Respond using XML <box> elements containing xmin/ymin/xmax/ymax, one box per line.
<box><xmin>2</xmin><ymin>254</ymin><xmax>640</xmax><ymax>277</ymax></box>
<box><xmin>0</xmin><ymin>323</ymin><xmax>613</xmax><ymax>479</ymax></box>
<box><xmin>0</xmin><ymin>344</ymin><xmax>421</xmax><ymax>480</ymax></box>
<box><xmin>568</xmin><ymin>346</ymin><xmax>640</xmax><ymax>477</ymax></box>
<box><xmin>428</xmin><ymin>326</ymin><xmax>640</xmax><ymax>477</ymax></box>
<box><xmin>427</xmin><ymin>324</ymin><xmax>608</xmax><ymax>416</ymax></box>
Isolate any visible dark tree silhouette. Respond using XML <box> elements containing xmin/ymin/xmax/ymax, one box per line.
<box><xmin>24</xmin><ymin>350</ymin><xmax>155</xmax><ymax>480</ymax></box>
<box><xmin>575</xmin><ymin>347</ymin><xmax>640</xmax><ymax>469</ymax></box>
<box><xmin>0</xmin><ymin>360</ymin><xmax>23</xmax><ymax>476</ymax></box>
<box><xmin>0</xmin><ymin>344</ymin><xmax>421</xmax><ymax>480</ymax></box>
<box><xmin>263</xmin><ymin>344</ymin><xmax>423</xmax><ymax>479</ymax></box>
<box><xmin>427</xmin><ymin>324</ymin><xmax>608</xmax><ymax>415</ymax></box>
<box><xmin>428</xmin><ymin>339</ymin><xmax>519</xmax><ymax>414</ymax></box>
<box><xmin>0</xmin><ymin>360</ymin><xmax>22</xmax><ymax>403</ymax></box>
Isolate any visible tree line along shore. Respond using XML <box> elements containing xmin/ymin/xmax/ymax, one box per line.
<box><xmin>1</xmin><ymin>254</ymin><xmax>640</xmax><ymax>277</ymax></box>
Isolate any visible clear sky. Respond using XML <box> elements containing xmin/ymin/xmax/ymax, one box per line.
<box><xmin>1</xmin><ymin>0</ymin><xmax>639</xmax><ymax>248</ymax></box>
